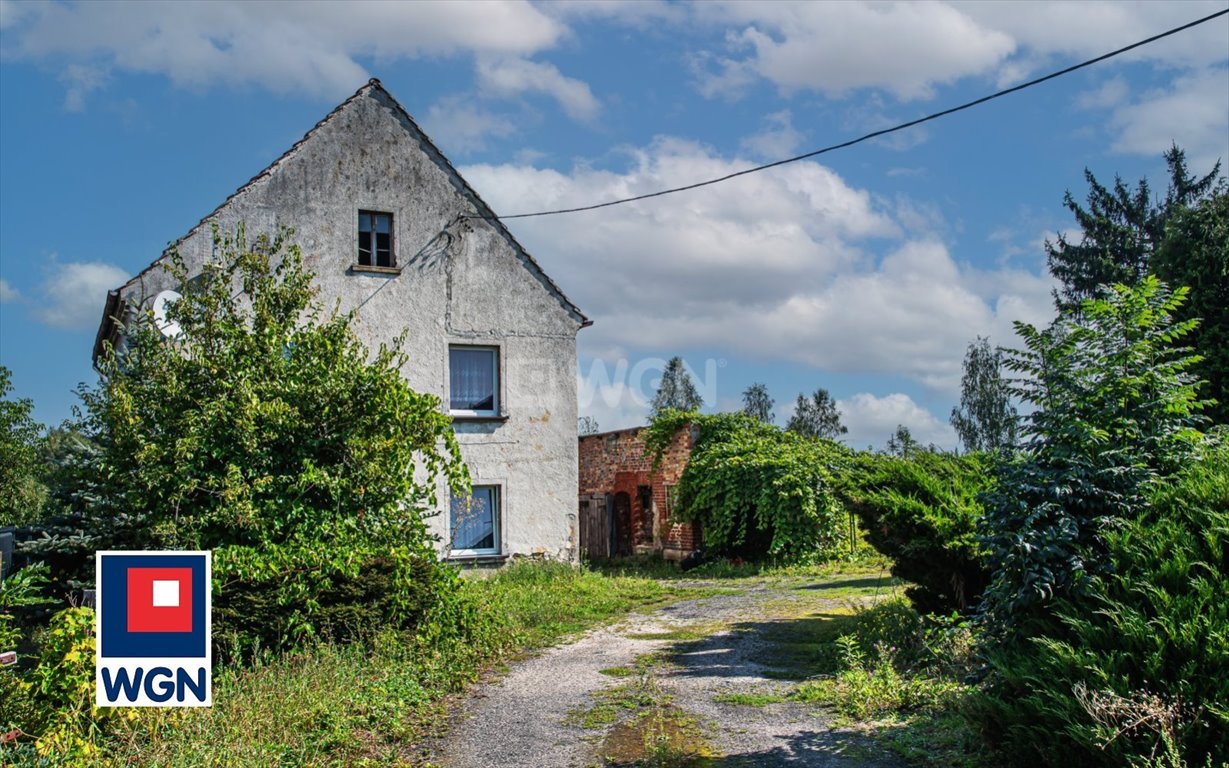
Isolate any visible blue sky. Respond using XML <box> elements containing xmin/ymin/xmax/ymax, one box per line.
<box><xmin>1</xmin><ymin>1</ymin><xmax>1226</xmax><ymax>449</ymax></box>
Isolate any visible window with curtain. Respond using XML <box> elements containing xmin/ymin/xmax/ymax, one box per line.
<box><xmin>450</xmin><ymin>485</ymin><xmax>499</xmax><ymax>554</ymax></box>
<box><xmin>449</xmin><ymin>346</ymin><xmax>498</xmax><ymax>414</ymax></box>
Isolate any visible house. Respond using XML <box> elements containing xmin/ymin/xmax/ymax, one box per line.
<box><xmin>577</xmin><ymin>426</ymin><xmax>700</xmax><ymax>561</ymax></box>
<box><xmin>92</xmin><ymin>80</ymin><xmax>590</xmax><ymax>563</ymax></box>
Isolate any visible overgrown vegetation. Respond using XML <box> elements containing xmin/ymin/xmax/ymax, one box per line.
<box><xmin>0</xmin><ymin>365</ymin><xmax>46</xmax><ymax>527</ymax></box>
<box><xmin>972</xmin><ymin>443</ymin><xmax>1229</xmax><ymax>766</ymax></box>
<box><xmin>816</xmin><ymin>149</ymin><xmax>1228</xmax><ymax>768</ymax></box>
<box><xmin>3</xmin><ymin>147</ymin><xmax>1225</xmax><ymax>768</ymax></box>
<box><xmin>733</xmin><ymin>595</ymin><xmax>985</xmax><ymax>768</ymax></box>
<box><xmin>837</xmin><ymin>451</ymin><xmax>991</xmax><ymax>614</ymax></box>
<box><xmin>2</xmin><ymin>224</ymin><xmax>478</xmax><ymax>760</ymax></box>
<box><xmin>978</xmin><ymin>277</ymin><xmax>1207</xmax><ymax>641</ymax></box>
<box><xmin>0</xmin><ymin>562</ymin><xmax>679</xmax><ymax>765</ymax></box>
<box><xmin>646</xmin><ymin>410</ymin><xmax>848</xmax><ymax>559</ymax></box>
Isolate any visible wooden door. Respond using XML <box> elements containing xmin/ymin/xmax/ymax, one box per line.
<box><xmin>578</xmin><ymin>495</ymin><xmax>610</xmax><ymax>560</ymax></box>
<box><xmin>612</xmin><ymin>492</ymin><xmax>633</xmax><ymax>557</ymax></box>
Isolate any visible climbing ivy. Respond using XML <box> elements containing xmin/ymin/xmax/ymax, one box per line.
<box><xmin>645</xmin><ymin>410</ymin><xmax>849</xmax><ymax>559</ymax></box>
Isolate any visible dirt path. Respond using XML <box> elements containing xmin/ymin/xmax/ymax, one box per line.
<box><xmin>432</xmin><ymin>577</ymin><xmax>907</xmax><ymax>767</ymax></box>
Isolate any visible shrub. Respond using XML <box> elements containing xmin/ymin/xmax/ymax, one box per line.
<box><xmin>971</xmin><ymin>443</ymin><xmax>1229</xmax><ymax>767</ymax></box>
<box><xmin>0</xmin><ymin>607</ymin><xmax>125</xmax><ymax>763</ymax></box>
<box><xmin>646</xmin><ymin>410</ymin><xmax>848</xmax><ymax>559</ymax></box>
<box><xmin>794</xmin><ymin>602</ymin><xmax>963</xmax><ymax>721</ymax></box>
<box><xmin>838</xmin><ymin>451</ymin><xmax>992</xmax><ymax>614</ymax></box>
<box><xmin>212</xmin><ymin>546</ymin><xmax>457</xmax><ymax>659</ymax></box>
<box><xmin>978</xmin><ymin>277</ymin><xmax>1207</xmax><ymax>641</ymax></box>
<box><xmin>0</xmin><ymin>563</ymin><xmax>52</xmax><ymax>652</ymax></box>
<box><xmin>840</xmin><ymin>597</ymin><xmax>924</xmax><ymax>665</ymax></box>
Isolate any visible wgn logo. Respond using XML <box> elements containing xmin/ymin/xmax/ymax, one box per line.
<box><xmin>95</xmin><ymin>552</ymin><xmax>212</xmax><ymax>707</ymax></box>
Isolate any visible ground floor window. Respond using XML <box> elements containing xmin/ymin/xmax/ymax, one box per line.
<box><xmin>450</xmin><ymin>485</ymin><xmax>500</xmax><ymax>555</ymax></box>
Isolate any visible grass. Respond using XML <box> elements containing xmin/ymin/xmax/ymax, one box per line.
<box><xmin>742</xmin><ymin>598</ymin><xmax>982</xmax><ymax>768</ymax></box>
<box><xmin>592</xmin><ymin>552</ymin><xmax>892</xmax><ymax>584</ymax></box>
<box><xmin>712</xmin><ymin>691</ymin><xmax>786</xmax><ymax>707</ymax></box>
<box><xmin>93</xmin><ymin>561</ymin><xmax>696</xmax><ymax>767</ymax></box>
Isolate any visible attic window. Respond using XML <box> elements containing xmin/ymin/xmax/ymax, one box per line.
<box><xmin>358</xmin><ymin>211</ymin><xmax>394</xmax><ymax>268</ymax></box>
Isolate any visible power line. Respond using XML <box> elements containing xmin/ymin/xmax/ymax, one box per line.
<box><xmin>477</xmin><ymin>7</ymin><xmax>1228</xmax><ymax>221</ymax></box>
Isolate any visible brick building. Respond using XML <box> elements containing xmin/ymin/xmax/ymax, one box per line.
<box><xmin>577</xmin><ymin>425</ymin><xmax>700</xmax><ymax>560</ymax></box>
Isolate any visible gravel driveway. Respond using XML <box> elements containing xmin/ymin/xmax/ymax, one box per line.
<box><xmin>432</xmin><ymin>577</ymin><xmax>908</xmax><ymax>768</ymax></box>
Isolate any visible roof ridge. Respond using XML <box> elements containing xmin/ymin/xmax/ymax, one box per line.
<box><xmin>100</xmin><ymin>79</ymin><xmax>589</xmax><ymax>324</ymax></box>
<box><xmin>364</xmin><ymin>84</ymin><xmax>591</xmax><ymax>327</ymax></box>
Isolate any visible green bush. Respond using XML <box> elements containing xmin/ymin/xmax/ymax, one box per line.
<box><xmin>838</xmin><ymin>451</ymin><xmax>991</xmax><ymax>614</ymax></box>
<box><xmin>978</xmin><ymin>278</ymin><xmax>1206</xmax><ymax>640</ymax></box>
<box><xmin>646</xmin><ymin>410</ymin><xmax>848</xmax><ymax>559</ymax></box>
<box><xmin>972</xmin><ymin>443</ymin><xmax>1229</xmax><ymax>767</ymax></box>
<box><xmin>212</xmin><ymin>545</ymin><xmax>462</xmax><ymax>660</ymax></box>
<box><xmin>840</xmin><ymin>597</ymin><xmax>924</xmax><ymax>664</ymax></box>
<box><xmin>0</xmin><ymin>607</ymin><xmax>127</xmax><ymax>763</ymax></box>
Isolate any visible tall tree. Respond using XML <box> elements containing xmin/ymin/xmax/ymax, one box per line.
<box><xmin>1046</xmin><ymin>146</ymin><xmax>1220</xmax><ymax>311</ymax></box>
<box><xmin>0</xmin><ymin>366</ymin><xmax>46</xmax><ymax>527</ymax></box>
<box><xmin>650</xmin><ymin>356</ymin><xmax>703</xmax><ymax>417</ymax></box>
<box><xmin>786</xmin><ymin>388</ymin><xmax>846</xmax><ymax>440</ymax></box>
<box><xmin>950</xmin><ymin>336</ymin><xmax>1018</xmax><ymax>453</ymax></box>
<box><xmin>978</xmin><ymin>277</ymin><xmax>1206</xmax><ymax>640</ymax></box>
<box><xmin>741</xmin><ymin>382</ymin><xmax>774</xmax><ymax>423</ymax></box>
<box><xmin>1153</xmin><ymin>187</ymin><xmax>1229</xmax><ymax>424</ymax></box>
<box><xmin>885</xmin><ymin>425</ymin><xmax>918</xmax><ymax>458</ymax></box>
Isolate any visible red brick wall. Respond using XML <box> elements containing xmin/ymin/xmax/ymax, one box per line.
<box><xmin>578</xmin><ymin>426</ymin><xmax>699</xmax><ymax>556</ymax></box>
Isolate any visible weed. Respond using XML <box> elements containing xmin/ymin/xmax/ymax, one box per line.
<box><xmin>793</xmin><ymin>639</ymin><xmax>962</xmax><ymax>721</ymax></box>
<box><xmin>600</xmin><ymin>667</ymin><xmax>637</xmax><ymax>678</ymax></box>
<box><xmin>712</xmin><ymin>691</ymin><xmax>786</xmax><ymax>707</ymax></box>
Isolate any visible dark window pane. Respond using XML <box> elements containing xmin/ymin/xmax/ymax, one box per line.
<box><xmin>359</xmin><ymin>211</ymin><xmax>394</xmax><ymax>267</ymax></box>
<box><xmin>376</xmin><ymin>232</ymin><xmax>391</xmax><ymax>267</ymax></box>
<box><xmin>450</xmin><ymin>347</ymin><xmax>497</xmax><ymax>412</ymax></box>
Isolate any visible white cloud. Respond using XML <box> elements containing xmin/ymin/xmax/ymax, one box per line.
<box><xmin>838</xmin><ymin>392</ymin><xmax>957</xmax><ymax>450</ymax></box>
<box><xmin>543</xmin><ymin>0</ymin><xmax>687</xmax><ymax>27</ymax></box>
<box><xmin>4</xmin><ymin>1</ymin><xmax>565</xmax><ymax>104</ymax></box>
<box><xmin>1108</xmin><ymin>67</ymin><xmax>1229</xmax><ymax>171</ymax></box>
<box><xmin>691</xmin><ymin>1</ymin><xmax>1227</xmax><ymax>108</ymax></box>
<box><xmin>960</xmin><ymin>1</ymin><xmax>1229</xmax><ymax>77</ymax></box>
<box><xmin>0</xmin><ymin>0</ymin><xmax>34</xmax><ymax>30</ymax></box>
<box><xmin>421</xmin><ymin>96</ymin><xmax>518</xmax><ymax>153</ymax></box>
<box><xmin>695</xmin><ymin>1</ymin><xmax>1015</xmax><ymax>100</ymax></box>
<box><xmin>577</xmin><ymin>370</ymin><xmax>648</xmax><ymax>433</ymax></box>
<box><xmin>0</xmin><ymin>278</ymin><xmax>19</xmax><ymax>303</ymax></box>
<box><xmin>58</xmin><ymin>63</ymin><xmax>107</xmax><ymax>112</ymax></box>
<box><xmin>475</xmin><ymin>57</ymin><xmax>600</xmax><ymax>121</ymax></box>
<box><xmin>740</xmin><ymin>110</ymin><xmax>804</xmax><ymax>159</ymax></box>
<box><xmin>34</xmin><ymin>261</ymin><xmax>128</xmax><ymax>330</ymax></box>
<box><xmin>464</xmin><ymin>138</ymin><xmax>1055</xmax><ymax>395</ymax></box>
<box><xmin>1076</xmin><ymin>77</ymin><xmax>1129</xmax><ymax>110</ymax></box>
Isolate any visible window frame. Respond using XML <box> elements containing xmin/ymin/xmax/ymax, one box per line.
<box><xmin>448</xmin><ymin>344</ymin><xmax>501</xmax><ymax>418</ymax></box>
<box><xmin>449</xmin><ymin>484</ymin><xmax>501</xmax><ymax>557</ymax></box>
<box><xmin>357</xmin><ymin>210</ymin><xmax>395</xmax><ymax>269</ymax></box>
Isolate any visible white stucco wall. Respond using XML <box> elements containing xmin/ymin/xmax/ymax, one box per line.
<box><xmin>108</xmin><ymin>84</ymin><xmax>585</xmax><ymax>562</ymax></box>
